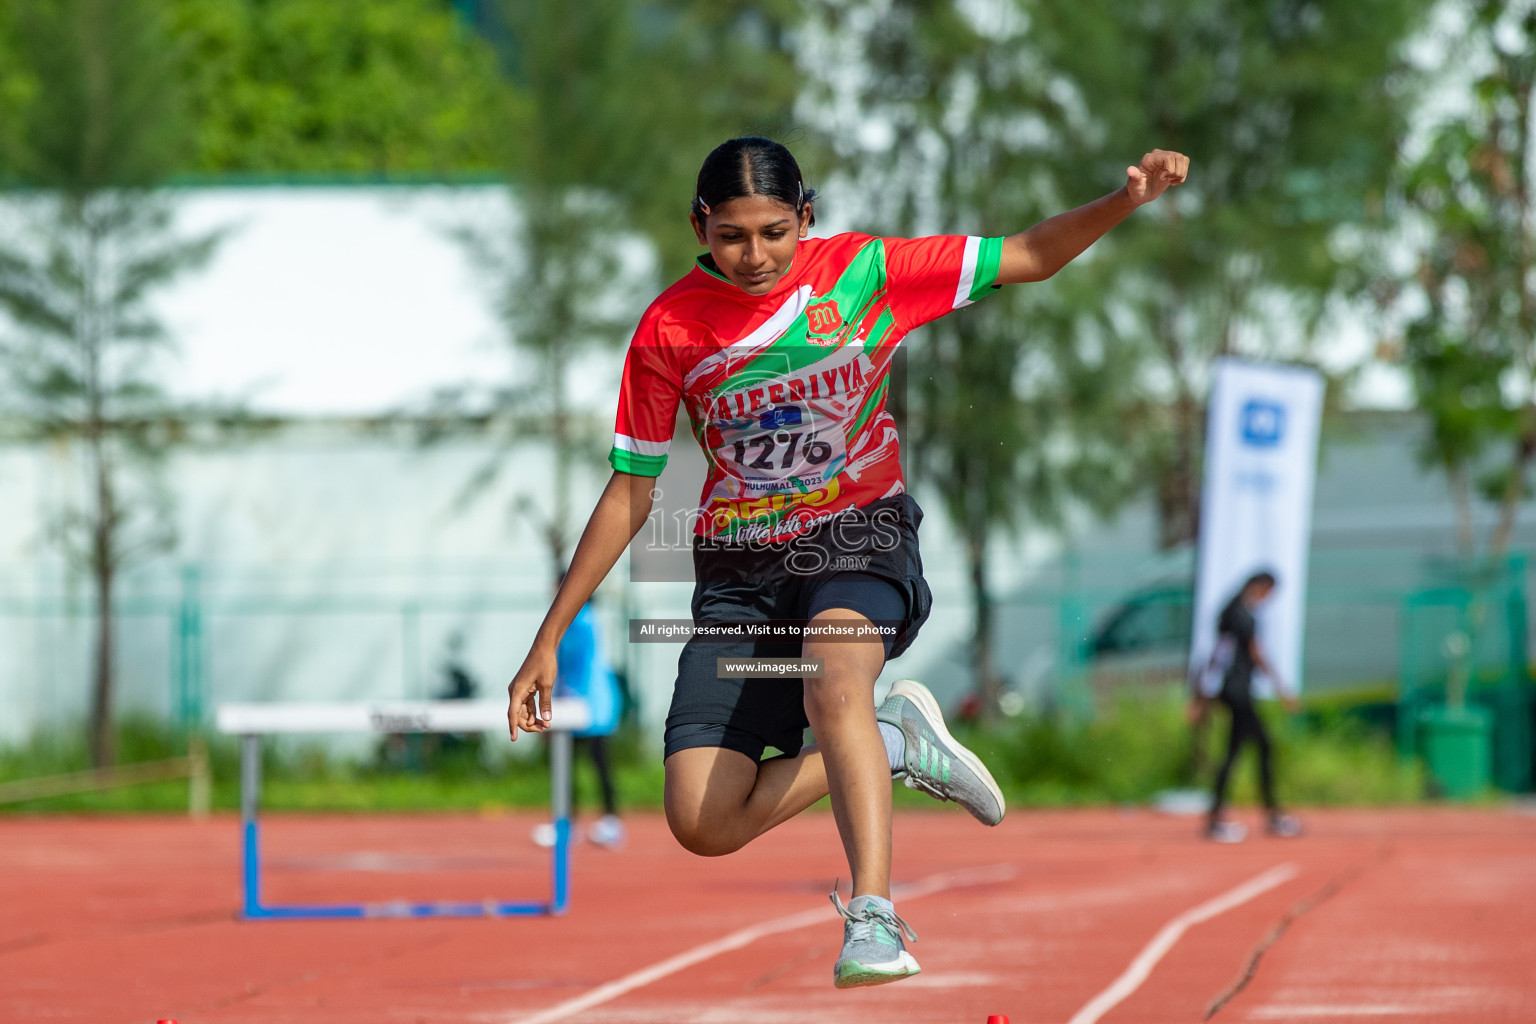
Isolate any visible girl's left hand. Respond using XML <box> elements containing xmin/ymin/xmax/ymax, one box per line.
<box><xmin>1126</xmin><ymin>149</ymin><xmax>1189</xmax><ymax>205</ymax></box>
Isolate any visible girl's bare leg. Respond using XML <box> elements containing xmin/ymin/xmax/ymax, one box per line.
<box><xmin>663</xmin><ymin>610</ymin><xmax>890</xmax><ymax>897</ymax></box>
<box><xmin>665</xmin><ymin>743</ymin><xmax>830</xmax><ymax>856</ymax></box>
<box><xmin>800</xmin><ymin>610</ymin><xmax>890</xmax><ymax>898</ymax></box>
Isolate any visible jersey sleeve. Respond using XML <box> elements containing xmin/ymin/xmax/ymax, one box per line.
<box><xmin>610</xmin><ymin>315</ymin><xmax>682</xmax><ymax>477</ymax></box>
<box><xmin>882</xmin><ymin>235</ymin><xmax>1006</xmax><ymax>332</ymax></box>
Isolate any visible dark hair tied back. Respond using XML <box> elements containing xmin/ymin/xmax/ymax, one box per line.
<box><xmin>1245</xmin><ymin>570</ymin><xmax>1278</xmax><ymax>591</ymax></box>
<box><xmin>692</xmin><ymin>137</ymin><xmax>817</xmax><ymax>226</ymax></box>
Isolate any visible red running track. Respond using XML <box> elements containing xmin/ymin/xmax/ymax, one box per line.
<box><xmin>1</xmin><ymin>807</ymin><xmax>1533</xmax><ymax>1023</ymax></box>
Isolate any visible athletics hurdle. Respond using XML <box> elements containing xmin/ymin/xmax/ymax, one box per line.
<box><xmin>215</xmin><ymin>698</ymin><xmax>590</xmax><ymax>921</ymax></box>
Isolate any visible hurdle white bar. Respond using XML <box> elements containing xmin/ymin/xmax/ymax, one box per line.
<box><xmin>216</xmin><ymin>698</ymin><xmax>592</xmax><ymax>735</ymax></box>
<box><xmin>217</xmin><ymin>698</ymin><xmax>591</xmax><ymax>921</ymax></box>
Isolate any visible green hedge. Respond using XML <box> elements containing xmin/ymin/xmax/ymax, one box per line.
<box><xmin>946</xmin><ymin>689</ymin><xmax>1424</xmax><ymax>808</ymax></box>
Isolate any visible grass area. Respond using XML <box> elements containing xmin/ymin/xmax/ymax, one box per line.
<box><xmin>954</xmin><ymin>688</ymin><xmax>1425</xmax><ymax>808</ymax></box>
<box><xmin>1</xmin><ymin>692</ymin><xmax>1428</xmax><ymax>816</ymax></box>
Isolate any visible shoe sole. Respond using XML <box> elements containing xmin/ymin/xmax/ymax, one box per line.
<box><xmin>889</xmin><ymin>679</ymin><xmax>1006</xmax><ymax>825</ymax></box>
<box><xmin>833</xmin><ymin>951</ymin><xmax>921</xmax><ymax>989</ymax></box>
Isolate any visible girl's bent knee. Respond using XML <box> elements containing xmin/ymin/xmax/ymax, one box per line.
<box><xmin>803</xmin><ymin>678</ymin><xmax>871</xmax><ymax>718</ymax></box>
<box><xmin>665</xmin><ymin>809</ymin><xmax>748</xmax><ymax>857</ymax></box>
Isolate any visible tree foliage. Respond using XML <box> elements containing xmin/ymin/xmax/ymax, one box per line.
<box><xmin>0</xmin><ymin>3</ymin><xmax>32</xmax><ymax>173</ymax></box>
<box><xmin>443</xmin><ymin>0</ymin><xmax>808</xmax><ymax>569</ymax></box>
<box><xmin>169</xmin><ymin>0</ymin><xmax>512</xmax><ymax>175</ymax></box>
<box><xmin>0</xmin><ymin>0</ymin><xmax>191</xmax><ymax>189</ymax></box>
<box><xmin>1396</xmin><ymin>0</ymin><xmax>1536</xmax><ymax>560</ymax></box>
<box><xmin>1028</xmin><ymin>0</ymin><xmax>1433</xmax><ymax>547</ymax></box>
<box><xmin>809</xmin><ymin>0</ymin><xmax>1431</xmax><ymax>711</ymax></box>
<box><xmin>0</xmin><ymin>0</ymin><xmax>220</xmax><ymax>765</ymax></box>
<box><xmin>0</xmin><ymin>0</ymin><xmax>516</xmax><ymax>178</ymax></box>
<box><xmin>809</xmin><ymin>0</ymin><xmax>1140</xmax><ymax>715</ymax></box>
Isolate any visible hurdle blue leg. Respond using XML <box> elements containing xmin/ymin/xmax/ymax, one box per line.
<box><xmin>550</xmin><ymin>730</ymin><xmax>573</xmax><ymax>914</ymax></box>
<box><xmin>240</xmin><ymin>734</ymin><xmax>263</xmax><ymax>918</ymax></box>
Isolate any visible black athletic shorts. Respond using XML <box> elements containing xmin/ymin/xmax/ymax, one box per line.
<box><xmin>663</xmin><ymin>494</ymin><xmax>933</xmax><ymax>763</ymax></box>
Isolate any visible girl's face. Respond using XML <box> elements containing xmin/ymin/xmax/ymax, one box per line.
<box><xmin>691</xmin><ymin>193</ymin><xmax>812</xmax><ymax>296</ymax></box>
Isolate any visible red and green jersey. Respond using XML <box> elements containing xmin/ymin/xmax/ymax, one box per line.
<box><xmin>610</xmin><ymin>232</ymin><xmax>1004</xmax><ymax>541</ymax></box>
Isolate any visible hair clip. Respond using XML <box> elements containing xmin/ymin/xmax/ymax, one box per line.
<box><xmin>697</xmin><ymin>197</ymin><xmax>711</xmax><ymax>215</ymax></box>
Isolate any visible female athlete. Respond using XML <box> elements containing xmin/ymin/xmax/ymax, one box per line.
<box><xmin>507</xmin><ymin>137</ymin><xmax>1188</xmax><ymax>988</ymax></box>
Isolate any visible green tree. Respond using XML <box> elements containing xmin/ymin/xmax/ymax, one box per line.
<box><xmin>813</xmin><ymin>0</ymin><xmax>1430</xmax><ymax>714</ymax></box>
<box><xmin>1386</xmin><ymin>2</ymin><xmax>1536</xmax><ymax>710</ymax></box>
<box><xmin>169</xmin><ymin>0</ymin><xmax>512</xmax><ymax>175</ymax></box>
<box><xmin>0</xmin><ymin>0</ymin><xmax>220</xmax><ymax>766</ymax></box>
<box><xmin>445</xmin><ymin>0</ymin><xmax>806</xmax><ymax>571</ymax></box>
<box><xmin>1396</xmin><ymin>1</ymin><xmax>1535</xmax><ymax>562</ymax></box>
<box><xmin>1026</xmin><ymin>0</ymin><xmax>1434</xmax><ymax>548</ymax></box>
<box><xmin>809</xmin><ymin>0</ymin><xmax>1141</xmax><ymax>716</ymax></box>
<box><xmin>0</xmin><ymin>3</ymin><xmax>30</xmax><ymax>171</ymax></box>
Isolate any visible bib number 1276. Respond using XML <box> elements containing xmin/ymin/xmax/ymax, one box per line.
<box><xmin>730</xmin><ymin>431</ymin><xmax>833</xmax><ymax>471</ymax></box>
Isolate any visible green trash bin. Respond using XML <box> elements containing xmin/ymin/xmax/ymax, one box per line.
<box><xmin>1475</xmin><ymin>683</ymin><xmax>1534</xmax><ymax>792</ymax></box>
<box><xmin>1417</xmin><ymin>706</ymin><xmax>1492</xmax><ymax>800</ymax></box>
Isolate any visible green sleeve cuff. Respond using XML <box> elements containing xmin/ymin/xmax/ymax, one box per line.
<box><xmin>609</xmin><ymin>448</ymin><xmax>667</xmax><ymax>476</ymax></box>
<box><xmin>969</xmin><ymin>236</ymin><xmax>1005</xmax><ymax>302</ymax></box>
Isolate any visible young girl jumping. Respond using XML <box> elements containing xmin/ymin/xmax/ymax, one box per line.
<box><xmin>507</xmin><ymin>136</ymin><xmax>1187</xmax><ymax>988</ymax></box>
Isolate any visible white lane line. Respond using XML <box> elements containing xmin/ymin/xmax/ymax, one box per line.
<box><xmin>502</xmin><ymin>863</ymin><xmax>1017</xmax><ymax>1024</ymax></box>
<box><xmin>1249</xmin><ymin>1006</ymin><xmax>1442</xmax><ymax>1018</ymax></box>
<box><xmin>1065</xmin><ymin>862</ymin><xmax>1300</xmax><ymax>1024</ymax></box>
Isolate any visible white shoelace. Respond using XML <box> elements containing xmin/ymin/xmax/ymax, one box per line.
<box><xmin>829</xmin><ymin>889</ymin><xmax>919</xmax><ymax>944</ymax></box>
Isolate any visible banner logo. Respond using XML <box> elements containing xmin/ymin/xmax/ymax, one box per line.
<box><xmin>1240</xmin><ymin>398</ymin><xmax>1285</xmax><ymax>447</ymax></box>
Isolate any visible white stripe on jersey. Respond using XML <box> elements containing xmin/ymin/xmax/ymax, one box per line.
<box><xmin>613</xmin><ymin>433</ymin><xmax>671</xmax><ymax>456</ymax></box>
<box><xmin>682</xmin><ymin>285</ymin><xmax>815</xmax><ymax>392</ymax></box>
<box><xmin>952</xmin><ymin>235</ymin><xmax>982</xmax><ymax>310</ymax></box>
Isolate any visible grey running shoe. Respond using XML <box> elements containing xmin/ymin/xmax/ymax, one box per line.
<box><xmin>877</xmin><ymin>678</ymin><xmax>1006</xmax><ymax>826</ymax></box>
<box><xmin>587</xmin><ymin>814</ymin><xmax>626</xmax><ymax>849</ymax></box>
<box><xmin>1266</xmin><ymin>814</ymin><xmax>1303</xmax><ymax>838</ymax></box>
<box><xmin>830</xmin><ymin>892</ymin><xmax>920</xmax><ymax>989</ymax></box>
<box><xmin>1206</xmin><ymin>820</ymin><xmax>1248</xmax><ymax>843</ymax></box>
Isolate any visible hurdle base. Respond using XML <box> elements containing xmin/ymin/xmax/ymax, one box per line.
<box><xmin>239</xmin><ymin>815</ymin><xmax>573</xmax><ymax>922</ymax></box>
<box><xmin>243</xmin><ymin>899</ymin><xmax>565</xmax><ymax>921</ymax></box>
<box><xmin>235</xmin><ymin>726</ymin><xmax>576</xmax><ymax>922</ymax></box>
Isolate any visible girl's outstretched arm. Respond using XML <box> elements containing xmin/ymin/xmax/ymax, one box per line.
<box><xmin>996</xmin><ymin>149</ymin><xmax>1189</xmax><ymax>285</ymax></box>
<box><xmin>507</xmin><ymin>471</ymin><xmax>656</xmax><ymax>740</ymax></box>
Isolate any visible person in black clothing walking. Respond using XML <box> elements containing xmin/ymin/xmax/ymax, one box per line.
<box><xmin>1198</xmin><ymin>571</ymin><xmax>1303</xmax><ymax>842</ymax></box>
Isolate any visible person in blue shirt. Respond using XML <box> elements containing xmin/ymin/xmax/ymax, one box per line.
<box><xmin>534</xmin><ymin>577</ymin><xmax>625</xmax><ymax>848</ymax></box>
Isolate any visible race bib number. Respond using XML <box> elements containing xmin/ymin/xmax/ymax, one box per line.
<box><xmin>714</xmin><ymin>403</ymin><xmax>846</xmax><ymax>494</ymax></box>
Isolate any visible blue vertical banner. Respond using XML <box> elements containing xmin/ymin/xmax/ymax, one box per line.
<box><xmin>1191</xmin><ymin>359</ymin><xmax>1324</xmax><ymax>698</ymax></box>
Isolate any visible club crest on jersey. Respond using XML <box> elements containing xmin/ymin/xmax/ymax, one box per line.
<box><xmin>806</xmin><ymin>300</ymin><xmax>842</xmax><ymax>342</ymax></box>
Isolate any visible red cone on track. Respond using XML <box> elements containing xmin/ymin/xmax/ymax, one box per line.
<box><xmin>986</xmin><ymin>1017</ymin><xmax>1009</xmax><ymax>1024</ymax></box>
<box><xmin>157</xmin><ymin>1020</ymin><xmax>178</xmax><ymax>1023</ymax></box>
